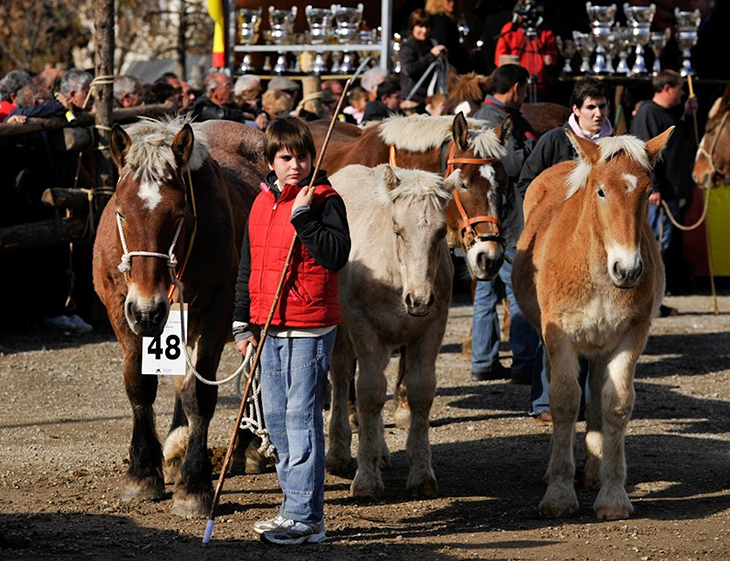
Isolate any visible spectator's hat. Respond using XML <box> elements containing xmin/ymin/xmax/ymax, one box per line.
<box><xmin>234</xmin><ymin>75</ymin><xmax>261</xmax><ymax>97</ymax></box>
<box><xmin>268</xmin><ymin>77</ymin><xmax>299</xmax><ymax>92</ymax></box>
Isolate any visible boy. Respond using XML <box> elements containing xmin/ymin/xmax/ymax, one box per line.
<box><xmin>232</xmin><ymin>117</ymin><xmax>350</xmax><ymax>545</ymax></box>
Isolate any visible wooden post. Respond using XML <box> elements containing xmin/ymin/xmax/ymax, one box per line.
<box><xmin>177</xmin><ymin>0</ymin><xmax>187</xmax><ymax>80</ymax></box>
<box><xmin>94</xmin><ymin>0</ymin><xmax>115</xmax><ymax>207</ymax></box>
<box><xmin>301</xmin><ymin>76</ymin><xmax>322</xmax><ymax>117</ymax></box>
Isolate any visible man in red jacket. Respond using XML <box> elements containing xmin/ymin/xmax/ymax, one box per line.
<box><xmin>232</xmin><ymin>117</ymin><xmax>350</xmax><ymax>545</ymax></box>
<box><xmin>494</xmin><ymin>0</ymin><xmax>557</xmax><ymax>100</ymax></box>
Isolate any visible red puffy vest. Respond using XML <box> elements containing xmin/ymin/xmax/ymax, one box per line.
<box><xmin>248</xmin><ymin>182</ymin><xmax>341</xmax><ymax>327</ymax></box>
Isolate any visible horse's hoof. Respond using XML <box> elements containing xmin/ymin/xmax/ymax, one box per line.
<box><xmin>325</xmin><ymin>452</ymin><xmax>353</xmax><ymax>476</ymax></box>
<box><xmin>539</xmin><ymin>483</ymin><xmax>579</xmax><ymax>518</ymax></box>
<box><xmin>350</xmin><ymin>470</ymin><xmax>384</xmax><ymax>499</ymax></box>
<box><xmin>594</xmin><ymin>485</ymin><xmax>633</xmax><ymax>520</ymax></box>
<box><xmin>407</xmin><ymin>472</ymin><xmax>438</xmax><ymax>498</ymax></box>
<box><xmin>170</xmin><ymin>490</ymin><xmax>211</xmax><ymax>518</ymax></box>
<box><xmin>393</xmin><ymin>405</ymin><xmax>411</xmax><ymax>430</ymax></box>
<box><xmin>121</xmin><ymin>476</ymin><xmax>164</xmax><ymax>502</ymax></box>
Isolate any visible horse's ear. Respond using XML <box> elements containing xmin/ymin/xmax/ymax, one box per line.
<box><xmin>110</xmin><ymin>123</ymin><xmax>131</xmax><ymax>170</ymax></box>
<box><xmin>645</xmin><ymin>126</ymin><xmax>674</xmax><ymax>167</ymax></box>
<box><xmin>171</xmin><ymin>123</ymin><xmax>195</xmax><ymax>170</ymax></box>
<box><xmin>493</xmin><ymin>116</ymin><xmax>513</xmax><ymax>146</ymax></box>
<box><xmin>383</xmin><ymin>164</ymin><xmax>399</xmax><ymax>191</ymax></box>
<box><xmin>566</xmin><ymin>130</ymin><xmax>600</xmax><ymax>166</ymax></box>
<box><xmin>453</xmin><ymin>112</ymin><xmax>469</xmax><ymax>151</ymax></box>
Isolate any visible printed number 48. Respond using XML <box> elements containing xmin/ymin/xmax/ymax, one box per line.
<box><xmin>147</xmin><ymin>335</ymin><xmax>181</xmax><ymax>360</ymax></box>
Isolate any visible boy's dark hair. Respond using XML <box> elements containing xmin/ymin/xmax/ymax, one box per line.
<box><xmin>408</xmin><ymin>9</ymin><xmax>431</xmax><ymax>32</ymax></box>
<box><xmin>652</xmin><ymin>69</ymin><xmax>681</xmax><ymax>93</ymax></box>
<box><xmin>264</xmin><ymin>117</ymin><xmax>316</xmax><ymax>164</ymax></box>
<box><xmin>492</xmin><ymin>64</ymin><xmax>529</xmax><ymax>94</ymax></box>
<box><xmin>376</xmin><ymin>80</ymin><xmax>400</xmax><ymax>101</ymax></box>
<box><xmin>570</xmin><ymin>76</ymin><xmax>608</xmax><ymax>109</ymax></box>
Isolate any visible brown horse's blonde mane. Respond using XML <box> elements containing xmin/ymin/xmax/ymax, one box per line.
<box><xmin>123</xmin><ymin>116</ymin><xmax>209</xmax><ymax>183</ymax></box>
<box><xmin>378</xmin><ymin>115</ymin><xmax>506</xmax><ymax>160</ymax></box>
<box><xmin>566</xmin><ymin>135</ymin><xmax>651</xmax><ymax>199</ymax></box>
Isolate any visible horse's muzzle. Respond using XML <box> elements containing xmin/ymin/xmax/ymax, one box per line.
<box><xmin>467</xmin><ymin>241</ymin><xmax>504</xmax><ymax>281</ymax></box>
<box><xmin>405</xmin><ymin>292</ymin><xmax>435</xmax><ymax>317</ymax></box>
<box><xmin>125</xmin><ymin>296</ymin><xmax>169</xmax><ymax>336</ymax></box>
<box><xmin>611</xmin><ymin>258</ymin><xmax>644</xmax><ymax>289</ymax></box>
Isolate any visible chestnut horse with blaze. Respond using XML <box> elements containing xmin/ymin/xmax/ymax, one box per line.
<box><xmin>310</xmin><ymin>113</ymin><xmax>510</xmax><ymax>282</ymax></box>
<box><xmin>93</xmin><ymin>118</ymin><xmax>264</xmax><ymax>517</ymax></box>
<box><xmin>693</xmin><ymin>84</ymin><xmax>730</xmax><ymax>188</ymax></box>
<box><xmin>513</xmin><ymin>129</ymin><xmax>673</xmax><ymax>520</ymax></box>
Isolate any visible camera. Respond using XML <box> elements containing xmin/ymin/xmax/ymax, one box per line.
<box><xmin>514</xmin><ymin>0</ymin><xmax>544</xmax><ymax>33</ymax></box>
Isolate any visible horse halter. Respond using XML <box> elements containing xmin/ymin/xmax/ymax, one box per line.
<box><xmin>697</xmin><ymin>110</ymin><xmax>730</xmax><ymax>185</ymax></box>
<box><xmin>444</xmin><ymin>142</ymin><xmax>504</xmax><ymax>249</ymax></box>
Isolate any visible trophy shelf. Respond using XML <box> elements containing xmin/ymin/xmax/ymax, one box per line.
<box><xmin>233</xmin><ymin>44</ymin><xmax>384</xmax><ymax>53</ymax></box>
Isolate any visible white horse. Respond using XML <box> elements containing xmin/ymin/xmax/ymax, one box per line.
<box><xmin>327</xmin><ymin>164</ymin><xmax>454</xmax><ymax>498</ymax></box>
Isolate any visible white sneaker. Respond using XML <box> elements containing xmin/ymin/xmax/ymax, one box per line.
<box><xmin>67</xmin><ymin>314</ymin><xmax>93</xmax><ymax>332</ymax></box>
<box><xmin>44</xmin><ymin>315</ymin><xmax>76</xmax><ymax>330</ymax></box>
<box><xmin>253</xmin><ymin>514</ymin><xmax>286</xmax><ymax>534</ymax></box>
<box><xmin>260</xmin><ymin>519</ymin><xmax>326</xmax><ymax>545</ymax></box>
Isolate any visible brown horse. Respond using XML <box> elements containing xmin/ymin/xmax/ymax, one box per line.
<box><xmin>513</xmin><ymin>129</ymin><xmax>673</xmax><ymax>520</ymax></box>
<box><xmin>693</xmin><ymin>84</ymin><xmax>730</xmax><ymax>188</ymax></box>
<box><xmin>92</xmin><ymin>118</ymin><xmax>264</xmax><ymax>517</ymax></box>
<box><xmin>310</xmin><ymin>112</ymin><xmax>511</xmax><ymax>282</ymax></box>
<box><xmin>444</xmin><ymin>71</ymin><xmax>571</xmax><ymax>138</ymax></box>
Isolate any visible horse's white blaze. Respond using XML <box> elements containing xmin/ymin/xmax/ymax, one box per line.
<box><xmin>138</xmin><ymin>180</ymin><xmax>162</xmax><ymax>211</ymax></box>
<box><xmin>454</xmin><ymin>100</ymin><xmax>472</xmax><ymax>117</ymax></box>
<box><xmin>479</xmin><ymin>164</ymin><xmax>498</xmax><ymax>190</ymax></box>
<box><xmin>622</xmin><ymin>173</ymin><xmax>638</xmax><ymax>192</ymax></box>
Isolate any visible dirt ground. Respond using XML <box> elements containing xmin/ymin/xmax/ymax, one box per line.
<box><xmin>1</xmin><ymin>291</ymin><xmax>730</xmax><ymax>560</ymax></box>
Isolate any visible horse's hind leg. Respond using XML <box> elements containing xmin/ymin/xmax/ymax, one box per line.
<box><xmin>540</xmin><ymin>327</ymin><xmax>580</xmax><ymax>518</ymax></box>
<box><xmin>163</xmin><ymin>397</ymin><xmax>188</xmax><ymax>485</ymax></box>
<box><xmin>121</xmin><ymin>349</ymin><xmax>165</xmax><ymax>502</ymax></box>
<box><xmin>403</xmin><ymin>335</ymin><xmax>439</xmax><ymax>498</ymax></box>
<box><xmin>171</xmin><ymin>337</ymin><xmax>219</xmax><ymax>518</ymax></box>
<box><xmin>326</xmin><ymin>328</ymin><xmax>356</xmax><ymax>474</ymax></box>
<box><xmin>584</xmin><ymin>354</ymin><xmax>608</xmax><ymax>489</ymax></box>
<box><xmin>593</xmin><ymin>331</ymin><xmax>644</xmax><ymax>520</ymax></box>
<box><xmin>394</xmin><ymin>346</ymin><xmax>411</xmax><ymax>430</ymax></box>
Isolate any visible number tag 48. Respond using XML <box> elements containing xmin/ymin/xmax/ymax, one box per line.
<box><xmin>142</xmin><ymin>304</ymin><xmax>188</xmax><ymax>375</ymax></box>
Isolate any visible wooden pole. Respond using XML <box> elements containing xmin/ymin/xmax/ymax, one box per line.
<box><xmin>94</xmin><ymin>0</ymin><xmax>115</xmax><ymax>203</ymax></box>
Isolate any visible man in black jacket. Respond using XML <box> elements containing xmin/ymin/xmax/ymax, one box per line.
<box><xmin>515</xmin><ymin>75</ymin><xmax>611</xmax><ymax>422</ymax></box>
<box><xmin>361</xmin><ymin>81</ymin><xmax>404</xmax><ymax>123</ymax></box>
<box><xmin>471</xmin><ymin>64</ymin><xmax>539</xmax><ymax>385</ymax></box>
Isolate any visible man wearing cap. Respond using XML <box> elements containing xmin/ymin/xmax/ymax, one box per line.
<box><xmin>192</xmin><ymin>72</ymin><xmax>267</xmax><ymax>129</ymax></box>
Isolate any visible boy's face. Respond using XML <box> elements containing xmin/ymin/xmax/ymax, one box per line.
<box><xmin>269</xmin><ymin>148</ymin><xmax>312</xmax><ymax>186</ymax></box>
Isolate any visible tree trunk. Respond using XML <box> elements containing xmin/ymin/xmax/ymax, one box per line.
<box><xmin>94</xmin><ymin>0</ymin><xmax>115</xmax><ymax>203</ymax></box>
<box><xmin>0</xmin><ymin>217</ymin><xmax>87</xmax><ymax>253</ymax></box>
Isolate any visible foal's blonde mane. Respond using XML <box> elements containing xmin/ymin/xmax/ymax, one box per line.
<box><xmin>378</xmin><ymin>115</ymin><xmax>506</xmax><ymax>160</ymax></box>
<box><xmin>566</xmin><ymin>135</ymin><xmax>651</xmax><ymax>199</ymax></box>
<box><xmin>123</xmin><ymin>116</ymin><xmax>209</xmax><ymax>183</ymax></box>
<box><xmin>383</xmin><ymin>166</ymin><xmax>450</xmax><ymax>210</ymax></box>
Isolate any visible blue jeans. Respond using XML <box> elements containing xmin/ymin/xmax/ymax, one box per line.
<box><xmin>471</xmin><ymin>248</ymin><xmax>540</xmax><ymax>376</ymax></box>
<box><xmin>260</xmin><ymin>330</ymin><xmax>335</xmax><ymax>524</ymax></box>
<box><xmin>648</xmin><ymin>200</ymin><xmax>677</xmax><ymax>255</ymax></box>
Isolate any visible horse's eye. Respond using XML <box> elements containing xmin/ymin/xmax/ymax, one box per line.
<box><xmin>459</xmin><ymin>180</ymin><xmax>468</xmax><ymax>190</ymax></box>
<box><xmin>394</xmin><ymin>227</ymin><xmax>402</xmax><ymax>238</ymax></box>
<box><xmin>597</xmin><ymin>187</ymin><xmax>605</xmax><ymax>198</ymax></box>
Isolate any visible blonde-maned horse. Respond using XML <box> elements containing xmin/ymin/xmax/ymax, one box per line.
<box><xmin>327</xmin><ymin>164</ymin><xmax>453</xmax><ymax>498</ymax></box>
<box><xmin>513</xmin><ymin>128</ymin><xmax>673</xmax><ymax>520</ymax></box>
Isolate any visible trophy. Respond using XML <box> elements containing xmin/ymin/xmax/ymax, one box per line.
<box><xmin>237</xmin><ymin>8</ymin><xmax>262</xmax><ymax>73</ymax></box>
<box><xmin>614</xmin><ymin>25</ymin><xmax>634</xmax><ymax>74</ymax></box>
<box><xmin>586</xmin><ymin>2</ymin><xmax>617</xmax><ymax>74</ymax></box>
<box><xmin>556</xmin><ymin>36</ymin><xmax>576</xmax><ymax>75</ymax></box>
<box><xmin>675</xmin><ymin>8</ymin><xmax>701</xmax><ymax>77</ymax></box>
<box><xmin>573</xmin><ymin>31</ymin><xmax>594</xmax><ymax>74</ymax></box>
<box><xmin>268</xmin><ymin>6</ymin><xmax>297</xmax><ymax>74</ymax></box>
<box><xmin>305</xmin><ymin>5</ymin><xmax>333</xmax><ymax>74</ymax></box>
<box><xmin>624</xmin><ymin>3</ymin><xmax>656</xmax><ymax>75</ymax></box>
<box><xmin>650</xmin><ymin>27</ymin><xmax>671</xmax><ymax>75</ymax></box>
<box><xmin>332</xmin><ymin>3</ymin><xmax>364</xmax><ymax>74</ymax></box>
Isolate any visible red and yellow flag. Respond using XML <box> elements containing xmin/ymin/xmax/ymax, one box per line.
<box><xmin>207</xmin><ymin>0</ymin><xmax>226</xmax><ymax>68</ymax></box>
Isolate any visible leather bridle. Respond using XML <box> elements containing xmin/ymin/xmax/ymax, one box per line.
<box><xmin>697</xmin><ymin>110</ymin><xmax>730</xmax><ymax>186</ymax></box>
<box><xmin>388</xmin><ymin>142</ymin><xmax>504</xmax><ymax>250</ymax></box>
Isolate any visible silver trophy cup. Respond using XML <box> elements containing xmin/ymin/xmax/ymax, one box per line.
<box><xmin>650</xmin><ymin>28</ymin><xmax>671</xmax><ymax>75</ymax></box>
<box><xmin>614</xmin><ymin>25</ymin><xmax>634</xmax><ymax>74</ymax></box>
<box><xmin>268</xmin><ymin>6</ymin><xmax>298</xmax><ymax>74</ymax></box>
<box><xmin>306</xmin><ymin>5</ymin><xmax>333</xmax><ymax>45</ymax></box>
<box><xmin>573</xmin><ymin>31</ymin><xmax>595</xmax><ymax>74</ymax></box>
<box><xmin>624</xmin><ymin>2</ymin><xmax>656</xmax><ymax>75</ymax></box>
<box><xmin>331</xmin><ymin>3</ymin><xmax>364</xmax><ymax>73</ymax></box>
<box><xmin>586</xmin><ymin>2</ymin><xmax>617</xmax><ymax>74</ymax></box>
<box><xmin>675</xmin><ymin>8</ymin><xmax>701</xmax><ymax>77</ymax></box>
<box><xmin>557</xmin><ymin>36</ymin><xmax>576</xmax><ymax>75</ymax></box>
<box><xmin>237</xmin><ymin>8</ymin><xmax>262</xmax><ymax>73</ymax></box>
